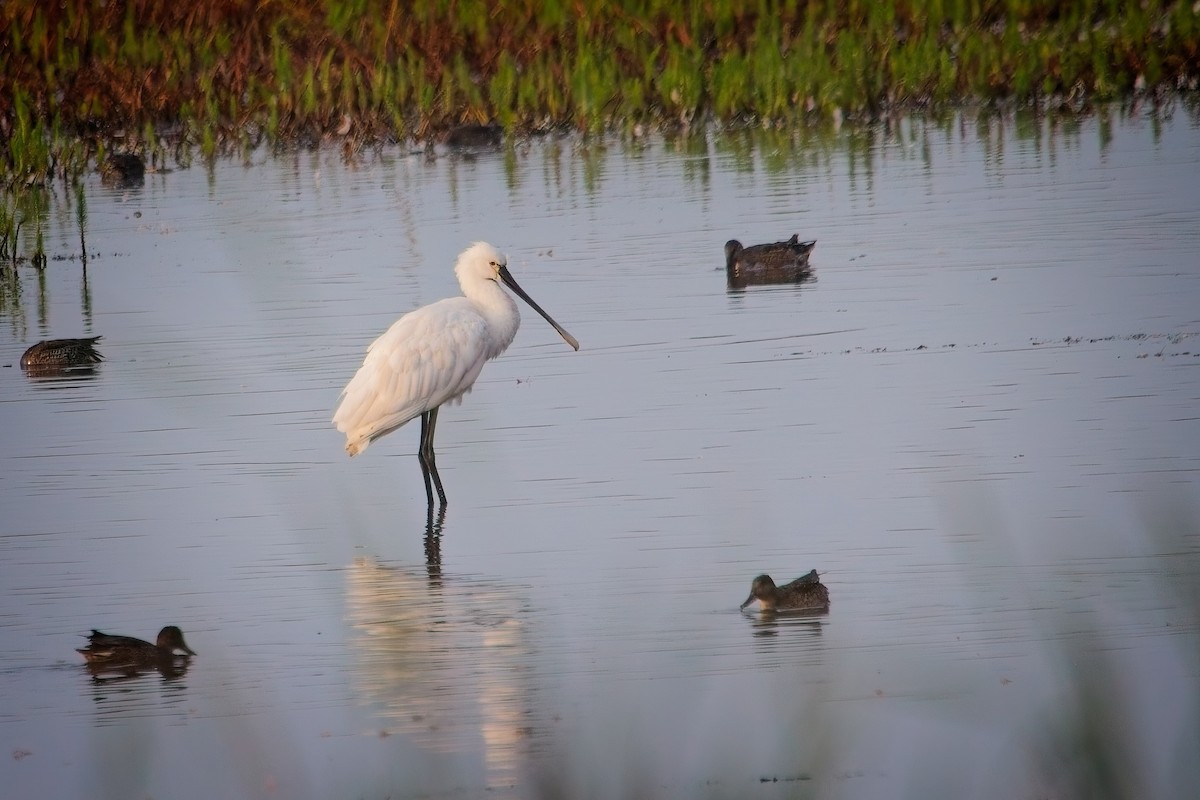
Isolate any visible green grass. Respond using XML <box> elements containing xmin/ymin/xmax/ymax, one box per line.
<box><xmin>0</xmin><ymin>186</ymin><xmax>51</xmax><ymax>267</ymax></box>
<box><xmin>0</xmin><ymin>0</ymin><xmax>1196</xmax><ymax>185</ymax></box>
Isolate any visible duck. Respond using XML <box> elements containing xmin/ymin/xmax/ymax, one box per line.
<box><xmin>724</xmin><ymin>234</ymin><xmax>816</xmax><ymax>286</ymax></box>
<box><xmin>76</xmin><ymin>626</ymin><xmax>196</xmax><ymax>665</ymax></box>
<box><xmin>20</xmin><ymin>336</ymin><xmax>104</xmax><ymax>370</ymax></box>
<box><xmin>739</xmin><ymin>570</ymin><xmax>829</xmax><ymax>612</ymax></box>
<box><xmin>100</xmin><ymin>152</ymin><xmax>146</xmax><ymax>185</ymax></box>
<box><xmin>444</xmin><ymin>123</ymin><xmax>503</xmax><ymax>149</ymax></box>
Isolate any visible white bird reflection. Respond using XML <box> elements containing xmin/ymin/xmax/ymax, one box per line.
<box><xmin>345</xmin><ymin>556</ymin><xmax>538</xmax><ymax>785</ymax></box>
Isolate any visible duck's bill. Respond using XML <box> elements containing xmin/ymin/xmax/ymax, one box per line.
<box><xmin>499</xmin><ymin>266</ymin><xmax>580</xmax><ymax>351</ymax></box>
<box><xmin>179</xmin><ymin>644</ymin><xmax>197</xmax><ymax>656</ymax></box>
<box><xmin>739</xmin><ymin>594</ymin><xmax>756</xmax><ymax>611</ymax></box>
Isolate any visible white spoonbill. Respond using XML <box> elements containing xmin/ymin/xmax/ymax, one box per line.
<box><xmin>333</xmin><ymin>242</ymin><xmax>579</xmax><ymax>504</ymax></box>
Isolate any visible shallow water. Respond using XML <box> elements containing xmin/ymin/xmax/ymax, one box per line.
<box><xmin>2</xmin><ymin>103</ymin><xmax>1199</xmax><ymax>799</ymax></box>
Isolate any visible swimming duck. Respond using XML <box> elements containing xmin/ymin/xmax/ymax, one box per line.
<box><xmin>725</xmin><ymin>235</ymin><xmax>817</xmax><ymax>285</ymax></box>
<box><xmin>20</xmin><ymin>337</ymin><xmax>104</xmax><ymax>369</ymax></box>
<box><xmin>725</xmin><ymin>234</ymin><xmax>816</xmax><ymax>271</ymax></box>
<box><xmin>100</xmin><ymin>153</ymin><xmax>146</xmax><ymax>185</ymax></box>
<box><xmin>740</xmin><ymin>571</ymin><xmax>829</xmax><ymax>612</ymax></box>
<box><xmin>444</xmin><ymin>123</ymin><xmax>503</xmax><ymax>149</ymax></box>
<box><xmin>76</xmin><ymin>626</ymin><xmax>196</xmax><ymax>665</ymax></box>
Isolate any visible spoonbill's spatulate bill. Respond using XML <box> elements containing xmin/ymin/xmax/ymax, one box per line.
<box><xmin>333</xmin><ymin>242</ymin><xmax>579</xmax><ymax>505</ymax></box>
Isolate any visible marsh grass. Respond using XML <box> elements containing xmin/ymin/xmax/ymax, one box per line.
<box><xmin>0</xmin><ymin>0</ymin><xmax>1196</xmax><ymax>186</ymax></box>
<box><xmin>0</xmin><ymin>188</ymin><xmax>51</xmax><ymax>268</ymax></box>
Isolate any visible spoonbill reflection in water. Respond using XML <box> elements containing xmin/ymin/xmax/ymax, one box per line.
<box><xmin>333</xmin><ymin>242</ymin><xmax>579</xmax><ymax>505</ymax></box>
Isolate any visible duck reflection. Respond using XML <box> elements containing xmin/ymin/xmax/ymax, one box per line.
<box><xmin>83</xmin><ymin>656</ymin><xmax>192</xmax><ymax>684</ymax></box>
<box><xmin>747</xmin><ymin>607</ymin><xmax>827</xmax><ymax>639</ymax></box>
<box><xmin>82</xmin><ymin>662</ymin><xmax>192</xmax><ymax>728</ymax></box>
<box><xmin>346</xmin><ymin>556</ymin><xmax>537</xmax><ymax>785</ymax></box>
<box><xmin>78</xmin><ymin>632</ymin><xmax>194</xmax><ymax>724</ymax></box>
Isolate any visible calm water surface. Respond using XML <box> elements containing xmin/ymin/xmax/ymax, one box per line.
<box><xmin>2</xmin><ymin>104</ymin><xmax>1199</xmax><ymax>799</ymax></box>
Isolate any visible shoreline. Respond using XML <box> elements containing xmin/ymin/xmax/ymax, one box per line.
<box><xmin>2</xmin><ymin>1</ymin><xmax>1197</xmax><ymax>186</ymax></box>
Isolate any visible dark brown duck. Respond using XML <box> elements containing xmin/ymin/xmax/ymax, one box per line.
<box><xmin>76</xmin><ymin>626</ymin><xmax>197</xmax><ymax>665</ymax></box>
<box><xmin>20</xmin><ymin>336</ymin><xmax>104</xmax><ymax>369</ymax></box>
<box><xmin>724</xmin><ymin>234</ymin><xmax>817</xmax><ymax>285</ymax></box>
<box><xmin>740</xmin><ymin>570</ymin><xmax>830</xmax><ymax>612</ymax></box>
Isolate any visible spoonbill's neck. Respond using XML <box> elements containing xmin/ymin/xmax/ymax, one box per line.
<box><xmin>464</xmin><ymin>277</ymin><xmax>520</xmax><ymax>356</ymax></box>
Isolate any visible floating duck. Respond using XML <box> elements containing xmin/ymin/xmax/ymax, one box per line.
<box><xmin>101</xmin><ymin>153</ymin><xmax>145</xmax><ymax>185</ymax></box>
<box><xmin>725</xmin><ymin>234</ymin><xmax>817</xmax><ymax>289</ymax></box>
<box><xmin>739</xmin><ymin>570</ymin><xmax>829</xmax><ymax>612</ymax></box>
<box><xmin>20</xmin><ymin>336</ymin><xmax>104</xmax><ymax>377</ymax></box>
<box><xmin>76</xmin><ymin>626</ymin><xmax>196</xmax><ymax>666</ymax></box>
<box><xmin>444</xmin><ymin>123</ymin><xmax>503</xmax><ymax>149</ymax></box>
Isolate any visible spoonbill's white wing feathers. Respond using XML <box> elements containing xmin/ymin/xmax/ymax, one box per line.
<box><xmin>334</xmin><ymin>297</ymin><xmax>490</xmax><ymax>456</ymax></box>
